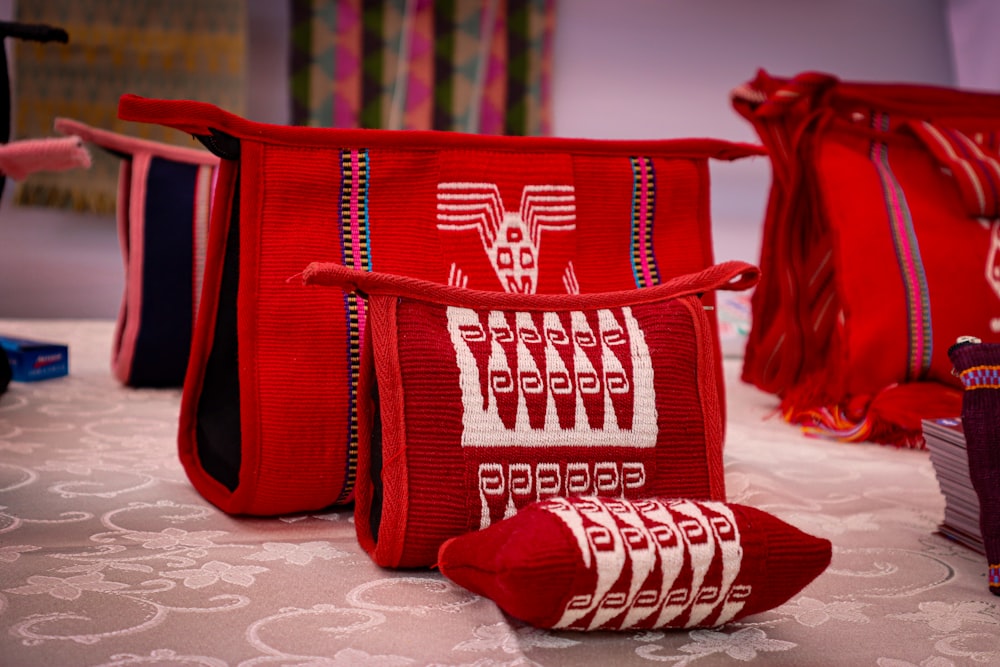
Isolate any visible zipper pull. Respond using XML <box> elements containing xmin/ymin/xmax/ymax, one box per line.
<box><xmin>950</xmin><ymin>336</ymin><xmax>983</xmax><ymax>376</ymax></box>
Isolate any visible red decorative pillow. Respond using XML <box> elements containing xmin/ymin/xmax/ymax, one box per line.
<box><xmin>437</xmin><ymin>495</ymin><xmax>832</xmax><ymax>631</ymax></box>
<box><xmin>303</xmin><ymin>261</ymin><xmax>759</xmax><ymax>568</ymax></box>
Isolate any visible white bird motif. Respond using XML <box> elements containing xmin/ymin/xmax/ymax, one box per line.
<box><xmin>437</xmin><ymin>182</ymin><xmax>577</xmax><ymax>293</ymax></box>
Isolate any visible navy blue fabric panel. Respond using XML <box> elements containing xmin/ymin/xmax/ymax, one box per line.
<box><xmin>130</xmin><ymin>157</ymin><xmax>198</xmax><ymax>387</ymax></box>
<box><xmin>0</xmin><ymin>348</ymin><xmax>10</xmax><ymax>395</ymax></box>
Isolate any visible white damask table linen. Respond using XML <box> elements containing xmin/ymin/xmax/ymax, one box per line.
<box><xmin>0</xmin><ymin>320</ymin><xmax>998</xmax><ymax>666</ymax></box>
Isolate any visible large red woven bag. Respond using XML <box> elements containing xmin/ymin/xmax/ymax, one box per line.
<box><xmin>732</xmin><ymin>70</ymin><xmax>1000</xmax><ymax>446</ymax></box>
<box><xmin>118</xmin><ymin>94</ymin><xmax>763</xmax><ymax>515</ymax></box>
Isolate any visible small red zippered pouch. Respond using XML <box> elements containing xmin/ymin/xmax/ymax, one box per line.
<box><xmin>303</xmin><ymin>260</ymin><xmax>759</xmax><ymax>568</ymax></box>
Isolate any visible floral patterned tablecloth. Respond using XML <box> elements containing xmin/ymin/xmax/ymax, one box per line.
<box><xmin>1</xmin><ymin>320</ymin><xmax>998</xmax><ymax>666</ymax></box>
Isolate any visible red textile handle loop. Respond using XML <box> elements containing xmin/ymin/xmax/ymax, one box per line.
<box><xmin>752</xmin><ymin>72</ymin><xmax>839</xmax><ymax>119</ymax></box>
<box><xmin>302</xmin><ymin>260</ymin><xmax>759</xmax><ymax>311</ymax></box>
<box><xmin>118</xmin><ymin>94</ymin><xmax>244</xmax><ymax>138</ymax></box>
<box><xmin>55</xmin><ymin>117</ymin><xmax>219</xmax><ymax>165</ymax></box>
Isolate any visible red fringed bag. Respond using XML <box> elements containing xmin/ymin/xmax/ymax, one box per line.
<box><xmin>731</xmin><ymin>70</ymin><xmax>1000</xmax><ymax>446</ymax></box>
<box><xmin>118</xmin><ymin>94</ymin><xmax>763</xmax><ymax>515</ymax></box>
<box><xmin>302</xmin><ymin>260</ymin><xmax>759</xmax><ymax>567</ymax></box>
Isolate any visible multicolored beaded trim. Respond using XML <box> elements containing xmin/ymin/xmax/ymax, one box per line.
<box><xmin>336</xmin><ymin>148</ymin><xmax>372</xmax><ymax>503</ymax></box>
<box><xmin>870</xmin><ymin>111</ymin><xmax>933</xmax><ymax>382</ymax></box>
<box><xmin>629</xmin><ymin>156</ymin><xmax>660</xmax><ymax>289</ymax></box>
<box><xmin>958</xmin><ymin>364</ymin><xmax>1000</xmax><ymax>390</ymax></box>
<box><xmin>990</xmin><ymin>564</ymin><xmax>1000</xmax><ymax>595</ymax></box>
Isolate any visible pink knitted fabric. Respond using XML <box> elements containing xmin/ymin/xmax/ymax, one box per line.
<box><xmin>0</xmin><ymin>136</ymin><xmax>91</xmax><ymax>180</ymax></box>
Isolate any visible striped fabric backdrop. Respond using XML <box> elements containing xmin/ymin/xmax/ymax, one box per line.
<box><xmin>290</xmin><ymin>0</ymin><xmax>555</xmax><ymax>135</ymax></box>
<box><xmin>13</xmin><ymin>0</ymin><xmax>246</xmax><ymax>212</ymax></box>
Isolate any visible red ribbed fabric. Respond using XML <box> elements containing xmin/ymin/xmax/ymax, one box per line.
<box><xmin>118</xmin><ymin>95</ymin><xmax>764</xmax><ymax>516</ymax></box>
<box><xmin>437</xmin><ymin>495</ymin><xmax>832</xmax><ymax>630</ymax></box>
<box><xmin>732</xmin><ymin>69</ymin><xmax>1000</xmax><ymax>446</ymax></box>
<box><xmin>304</xmin><ymin>261</ymin><xmax>759</xmax><ymax>568</ymax></box>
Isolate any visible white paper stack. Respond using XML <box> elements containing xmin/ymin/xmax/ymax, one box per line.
<box><xmin>924</xmin><ymin>417</ymin><xmax>985</xmax><ymax>554</ymax></box>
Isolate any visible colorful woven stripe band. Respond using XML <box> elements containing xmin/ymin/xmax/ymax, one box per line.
<box><xmin>336</xmin><ymin>148</ymin><xmax>372</xmax><ymax>502</ymax></box>
<box><xmin>870</xmin><ymin>111</ymin><xmax>933</xmax><ymax>382</ymax></box>
<box><xmin>959</xmin><ymin>364</ymin><xmax>1000</xmax><ymax>390</ymax></box>
<box><xmin>630</xmin><ymin>156</ymin><xmax>660</xmax><ymax>288</ymax></box>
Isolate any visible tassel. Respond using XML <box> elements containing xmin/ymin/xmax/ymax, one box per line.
<box><xmin>781</xmin><ymin>378</ymin><xmax>962</xmax><ymax>448</ymax></box>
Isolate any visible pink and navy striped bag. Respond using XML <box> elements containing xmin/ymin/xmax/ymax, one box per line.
<box><xmin>55</xmin><ymin>118</ymin><xmax>219</xmax><ymax>387</ymax></box>
<box><xmin>731</xmin><ymin>70</ymin><xmax>1000</xmax><ymax>446</ymax></box>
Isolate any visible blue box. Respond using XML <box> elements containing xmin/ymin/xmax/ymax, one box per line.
<box><xmin>0</xmin><ymin>335</ymin><xmax>69</xmax><ymax>382</ymax></box>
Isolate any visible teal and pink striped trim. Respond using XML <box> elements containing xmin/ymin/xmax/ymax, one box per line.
<box><xmin>340</xmin><ymin>149</ymin><xmax>372</xmax><ymax>273</ymax></box>
<box><xmin>336</xmin><ymin>148</ymin><xmax>372</xmax><ymax>502</ymax></box>
<box><xmin>870</xmin><ymin>112</ymin><xmax>932</xmax><ymax>382</ymax></box>
<box><xmin>630</xmin><ymin>156</ymin><xmax>660</xmax><ymax>288</ymax></box>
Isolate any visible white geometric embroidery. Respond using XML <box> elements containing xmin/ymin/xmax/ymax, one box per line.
<box><xmin>437</xmin><ymin>182</ymin><xmax>576</xmax><ymax>294</ymax></box>
<box><xmin>562</xmin><ymin>260</ymin><xmax>580</xmax><ymax>295</ymax></box>
<box><xmin>475</xmin><ymin>461</ymin><xmax>647</xmax><ymax>529</ymax></box>
<box><xmin>447</xmin><ymin>262</ymin><xmax>470</xmax><ymax>289</ymax></box>
<box><xmin>447</xmin><ymin>305</ymin><xmax>658</xmax><ymax>448</ymax></box>
<box><xmin>543</xmin><ymin>498</ymin><xmax>747</xmax><ymax>631</ymax></box>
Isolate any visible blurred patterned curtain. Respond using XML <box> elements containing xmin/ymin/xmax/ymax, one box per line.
<box><xmin>290</xmin><ymin>0</ymin><xmax>555</xmax><ymax>135</ymax></box>
<box><xmin>14</xmin><ymin>0</ymin><xmax>247</xmax><ymax>212</ymax></box>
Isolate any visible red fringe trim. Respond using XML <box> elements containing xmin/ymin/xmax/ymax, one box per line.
<box><xmin>780</xmin><ymin>378</ymin><xmax>963</xmax><ymax>448</ymax></box>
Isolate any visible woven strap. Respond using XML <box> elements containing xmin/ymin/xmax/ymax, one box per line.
<box><xmin>54</xmin><ymin>117</ymin><xmax>219</xmax><ymax>165</ymax></box>
<box><xmin>301</xmin><ymin>260</ymin><xmax>759</xmax><ymax>310</ymax></box>
<box><xmin>907</xmin><ymin>120</ymin><xmax>1000</xmax><ymax>219</ymax></box>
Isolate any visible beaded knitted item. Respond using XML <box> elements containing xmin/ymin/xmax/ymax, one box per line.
<box><xmin>437</xmin><ymin>495</ymin><xmax>832</xmax><ymax>630</ymax></box>
<box><xmin>302</xmin><ymin>260</ymin><xmax>759</xmax><ymax>568</ymax></box>
<box><xmin>949</xmin><ymin>337</ymin><xmax>1000</xmax><ymax>596</ymax></box>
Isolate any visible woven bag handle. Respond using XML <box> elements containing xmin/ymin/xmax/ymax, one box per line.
<box><xmin>301</xmin><ymin>260</ymin><xmax>759</xmax><ymax>311</ymax></box>
<box><xmin>731</xmin><ymin>71</ymin><xmax>839</xmax><ymax>119</ymax></box>
<box><xmin>54</xmin><ymin>117</ymin><xmax>219</xmax><ymax>165</ymax></box>
<box><xmin>733</xmin><ymin>69</ymin><xmax>1000</xmax><ymax>126</ymax></box>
